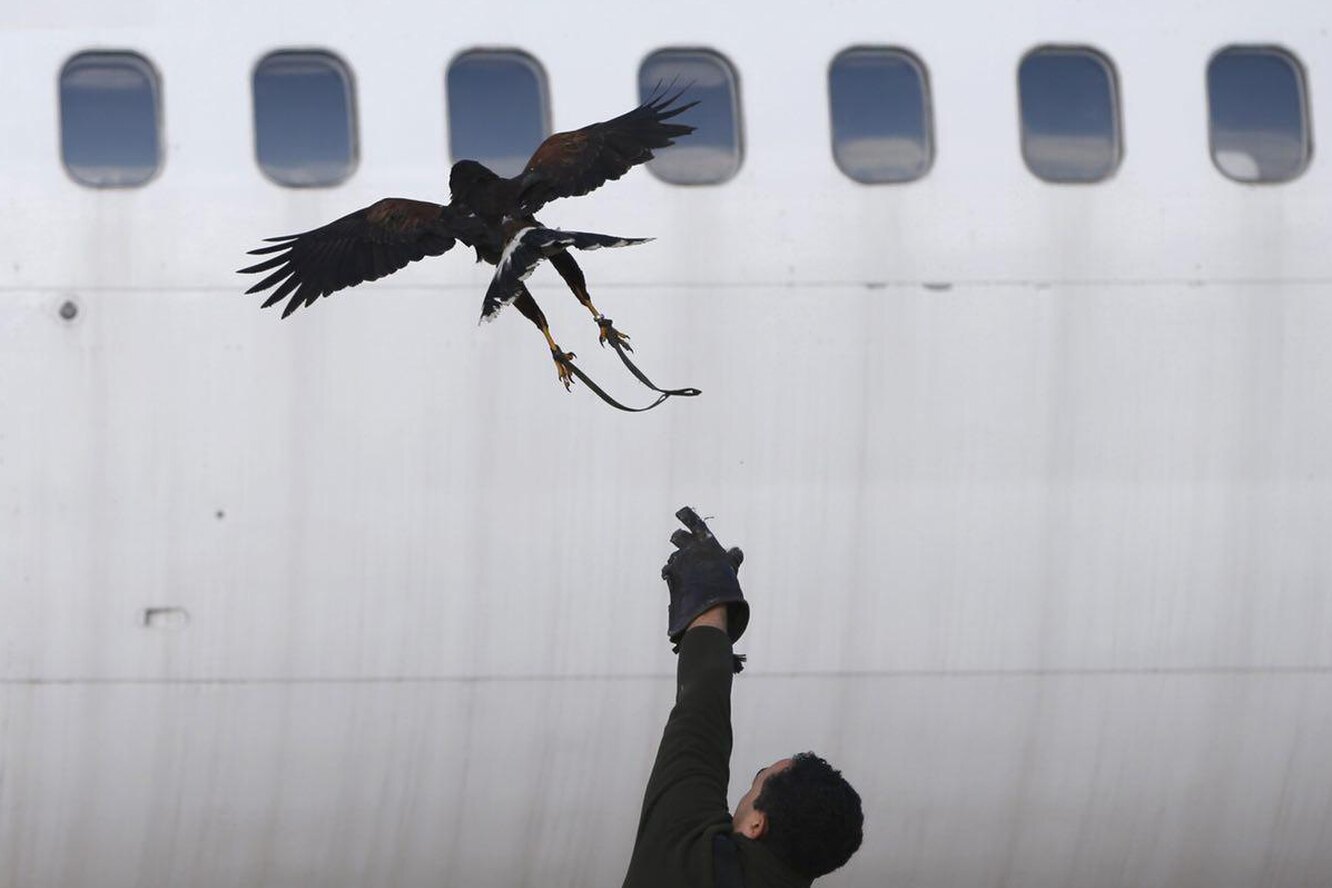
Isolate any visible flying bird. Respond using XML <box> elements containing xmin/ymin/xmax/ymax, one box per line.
<box><xmin>239</xmin><ymin>90</ymin><xmax>696</xmax><ymax>389</ymax></box>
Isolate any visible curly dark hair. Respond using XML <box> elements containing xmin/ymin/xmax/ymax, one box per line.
<box><xmin>754</xmin><ymin>752</ymin><xmax>863</xmax><ymax>879</ymax></box>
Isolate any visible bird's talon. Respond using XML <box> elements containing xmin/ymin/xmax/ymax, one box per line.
<box><xmin>552</xmin><ymin>349</ymin><xmax>577</xmax><ymax>390</ymax></box>
<box><xmin>597</xmin><ymin>320</ymin><xmax>633</xmax><ymax>352</ymax></box>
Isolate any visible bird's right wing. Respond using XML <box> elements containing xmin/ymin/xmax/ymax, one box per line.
<box><xmin>512</xmin><ymin>89</ymin><xmax>697</xmax><ymax>215</ymax></box>
<box><xmin>238</xmin><ymin>199</ymin><xmax>489</xmax><ymax>318</ymax></box>
<box><xmin>480</xmin><ymin>227</ymin><xmax>652</xmax><ymax>323</ymax></box>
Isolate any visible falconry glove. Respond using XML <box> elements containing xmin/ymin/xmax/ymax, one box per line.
<box><xmin>662</xmin><ymin>507</ymin><xmax>750</xmax><ymax>671</ymax></box>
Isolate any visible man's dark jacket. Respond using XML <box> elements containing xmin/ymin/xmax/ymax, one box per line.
<box><xmin>621</xmin><ymin>627</ymin><xmax>810</xmax><ymax>888</ymax></box>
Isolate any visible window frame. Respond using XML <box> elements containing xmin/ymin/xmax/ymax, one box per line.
<box><xmin>445</xmin><ymin>47</ymin><xmax>552</xmax><ymax>174</ymax></box>
<box><xmin>250</xmin><ymin>48</ymin><xmax>360</xmax><ymax>189</ymax></box>
<box><xmin>1016</xmin><ymin>44</ymin><xmax>1124</xmax><ymax>185</ymax></box>
<box><xmin>1205</xmin><ymin>44</ymin><xmax>1312</xmax><ymax>185</ymax></box>
<box><xmin>58</xmin><ymin>49</ymin><xmax>165</xmax><ymax>189</ymax></box>
<box><xmin>637</xmin><ymin>46</ymin><xmax>744</xmax><ymax>186</ymax></box>
<box><xmin>827</xmin><ymin>45</ymin><xmax>935</xmax><ymax>185</ymax></box>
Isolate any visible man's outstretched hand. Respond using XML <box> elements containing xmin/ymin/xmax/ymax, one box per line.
<box><xmin>661</xmin><ymin>507</ymin><xmax>750</xmax><ymax>647</ymax></box>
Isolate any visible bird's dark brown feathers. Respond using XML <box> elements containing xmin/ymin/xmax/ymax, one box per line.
<box><xmin>514</xmin><ymin>89</ymin><xmax>697</xmax><ymax>215</ymax></box>
<box><xmin>238</xmin><ymin>198</ymin><xmax>486</xmax><ymax>318</ymax></box>
<box><xmin>241</xmin><ymin>90</ymin><xmax>696</xmax><ymax>324</ymax></box>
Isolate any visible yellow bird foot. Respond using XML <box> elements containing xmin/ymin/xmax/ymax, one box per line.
<box><xmin>596</xmin><ymin>317</ymin><xmax>633</xmax><ymax>353</ymax></box>
<box><xmin>551</xmin><ymin>348</ymin><xmax>577</xmax><ymax>391</ymax></box>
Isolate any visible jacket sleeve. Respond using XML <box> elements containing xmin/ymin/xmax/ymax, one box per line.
<box><xmin>634</xmin><ymin>626</ymin><xmax>736</xmax><ymax>843</ymax></box>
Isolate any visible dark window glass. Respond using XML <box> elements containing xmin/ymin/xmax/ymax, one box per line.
<box><xmin>829</xmin><ymin>47</ymin><xmax>933</xmax><ymax>183</ymax></box>
<box><xmin>447</xmin><ymin>50</ymin><xmax>550</xmax><ymax>178</ymax></box>
<box><xmin>638</xmin><ymin>49</ymin><xmax>741</xmax><ymax>185</ymax></box>
<box><xmin>253</xmin><ymin>51</ymin><xmax>357</xmax><ymax>187</ymax></box>
<box><xmin>59</xmin><ymin>52</ymin><xmax>162</xmax><ymax>188</ymax></box>
<box><xmin>1018</xmin><ymin>47</ymin><xmax>1121</xmax><ymax>183</ymax></box>
<box><xmin>1207</xmin><ymin>47</ymin><xmax>1310</xmax><ymax>183</ymax></box>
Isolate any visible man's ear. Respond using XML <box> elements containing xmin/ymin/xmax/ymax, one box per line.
<box><xmin>738</xmin><ymin>809</ymin><xmax>768</xmax><ymax>840</ymax></box>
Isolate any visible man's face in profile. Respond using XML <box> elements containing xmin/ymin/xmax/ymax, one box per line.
<box><xmin>732</xmin><ymin>757</ymin><xmax>793</xmax><ymax>837</ymax></box>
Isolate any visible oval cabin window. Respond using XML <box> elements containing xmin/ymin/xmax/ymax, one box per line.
<box><xmin>447</xmin><ymin>50</ymin><xmax>551</xmax><ymax>178</ymax></box>
<box><xmin>1018</xmin><ymin>47</ymin><xmax>1122</xmax><ymax>183</ymax></box>
<box><xmin>829</xmin><ymin>47</ymin><xmax>934</xmax><ymax>184</ymax></box>
<box><xmin>252</xmin><ymin>50</ymin><xmax>358</xmax><ymax>187</ymax></box>
<box><xmin>638</xmin><ymin>49</ymin><xmax>742</xmax><ymax>185</ymax></box>
<box><xmin>1207</xmin><ymin>46</ymin><xmax>1311</xmax><ymax>183</ymax></box>
<box><xmin>59</xmin><ymin>51</ymin><xmax>163</xmax><ymax>188</ymax></box>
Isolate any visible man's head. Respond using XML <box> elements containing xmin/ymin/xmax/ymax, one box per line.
<box><xmin>732</xmin><ymin>752</ymin><xmax>863</xmax><ymax>879</ymax></box>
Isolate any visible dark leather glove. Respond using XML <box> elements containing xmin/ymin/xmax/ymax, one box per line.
<box><xmin>661</xmin><ymin>507</ymin><xmax>750</xmax><ymax>647</ymax></box>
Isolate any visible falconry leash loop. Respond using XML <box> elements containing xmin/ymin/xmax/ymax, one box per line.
<box><xmin>554</xmin><ymin>355</ymin><xmax>671</xmax><ymax>412</ymax></box>
<box><xmin>597</xmin><ymin>317</ymin><xmax>703</xmax><ymax>400</ymax></box>
<box><xmin>554</xmin><ymin>318</ymin><xmax>700</xmax><ymax>413</ymax></box>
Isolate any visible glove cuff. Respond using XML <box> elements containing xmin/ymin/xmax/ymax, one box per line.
<box><xmin>668</xmin><ymin>595</ymin><xmax>749</xmax><ymax>645</ymax></box>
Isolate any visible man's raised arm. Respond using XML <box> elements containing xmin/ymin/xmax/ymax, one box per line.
<box><xmin>623</xmin><ymin>509</ymin><xmax>750</xmax><ymax>882</ymax></box>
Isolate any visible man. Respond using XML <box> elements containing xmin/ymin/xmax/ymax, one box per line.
<box><xmin>622</xmin><ymin>508</ymin><xmax>864</xmax><ymax>888</ymax></box>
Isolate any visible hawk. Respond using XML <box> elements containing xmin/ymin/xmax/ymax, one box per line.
<box><xmin>239</xmin><ymin>90</ymin><xmax>696</xmax><ymax>389</ymax></box>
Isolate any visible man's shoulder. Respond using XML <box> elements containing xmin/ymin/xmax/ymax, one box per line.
<box><xmin>623</xmin><ymin>820</ymin><xmax>732</xmax><ymax>888</ymax></box>
<box><xmin>732</xmin><ymin>834</ymin><xmax>813</xmax><ymax>888</ymax></box>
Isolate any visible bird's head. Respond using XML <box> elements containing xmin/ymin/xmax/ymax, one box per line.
<box><xmin>449</xmin><ymin>159</ymin><xmax>499</xmax><ymax>209</ymax></box>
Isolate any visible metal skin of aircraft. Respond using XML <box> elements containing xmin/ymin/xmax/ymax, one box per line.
<box><xmin>2</xmin><ymin>1</ymin><xmax>1331</xmax><ymax>886</ymax></box>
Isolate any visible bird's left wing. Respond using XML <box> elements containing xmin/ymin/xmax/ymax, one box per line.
<box><xmin>512</xmin><ymin>89</ymin><xmax>697</xmax><ymax>215</ymax></box>
<box><xmin>238</xmin><ymin>199</ymin><xmax>489</xmax><ymax>318</ymax></box>
<box><xmin>480</xmin><ymin>227</ymin><xmax>652</xmax><ymax>323</ymax></box>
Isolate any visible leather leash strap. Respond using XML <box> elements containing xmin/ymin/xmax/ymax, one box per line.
<box><xmin>597</xmin><ymin>317</ymin><xmax>701</xmax><ymax>400</ymax></box>
<box><xmin>553</xmin><ymin>317</ymin><xmax>701</xmax><ymax>413</ymax></box>
<box><xmin>554</xmin><ymin>352</ymin><xmax>675</xmax><ymax>412</ymax></box>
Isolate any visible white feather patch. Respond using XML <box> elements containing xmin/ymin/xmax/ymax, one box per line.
<box><xmin>499</xmin><ymin>227</ymin><xmax>536</xmax><ymax>273</ymax></box>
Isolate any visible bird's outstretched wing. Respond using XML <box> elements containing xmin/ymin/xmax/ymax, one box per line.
<box><xmin>480</xmin><ymin>227</ymin><xmax>652</xmax><ymax>323</ymax></box>
<box><xmin>238</xmin><ymin>199</ymin><xmax>489</xmax><ymax>318</ymax></box>
<box><xmin>513</xmin><ymin>89</ymin><xmax>697</xmax><ymax>215</ymax></box>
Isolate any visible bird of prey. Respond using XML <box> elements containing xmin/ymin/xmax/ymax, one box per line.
<box><xmin>239</xmin><ymin>90</ymin><xmax>696</xmax><ymax>389</ymax></box>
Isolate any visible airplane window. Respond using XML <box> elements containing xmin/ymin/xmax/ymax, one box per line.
<box><xmin>828</xmin><ymin>47</ymin><xmax>933</xmax><ymax>183</ymax></box>
<box><xmin>638</xmin><ymin>49</ymin><xmax>742</xmax><ymax>185</ymax></box>
<box><xmin>1207</xmin><ymin>47</ymin><xmax>1310</xmax><ymax>183</ymax></box>
<box><xmin>447</xmin><ymin>50</ymin><xmax>550</xmax><ymax>178</ymax></box>
<box><xmin>252</xmin><ymin>51</ymin><xmax>358</xmax><ymax>187</ymax></box>
<box><xmin>1018</xmin><ymin>47</ymin><xmax>1121</xmax><ymax>183</ymax></box>
<box><xmin>59</xmin><ymin>52</ymin><xmax>162</xmax><ymax>188</ymax></box>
